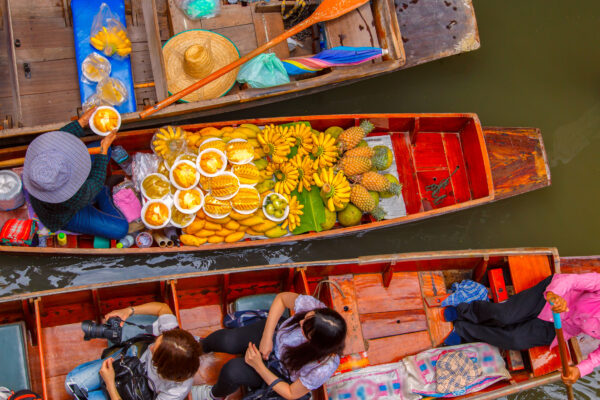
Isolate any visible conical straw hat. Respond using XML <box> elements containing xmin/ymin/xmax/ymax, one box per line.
<box><xmin>163</xmin><ymin>30</ymin><xmax>240</xmax><ymax>102</ymax></box>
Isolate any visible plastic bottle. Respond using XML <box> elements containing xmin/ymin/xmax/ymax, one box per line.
<box><xmin>56</xmin><ymin>232</ymin><xmax>67</xmax><ymax>247</ymax></box>
<box><xmin>116</xmin><ymin>234</ymin><xmax>135</xmax><ymax>248</ymax></box>
<box><xmin>111</xmin><ymin>145</ymin><xmax>133</xmax><ymax>176</ymax></box>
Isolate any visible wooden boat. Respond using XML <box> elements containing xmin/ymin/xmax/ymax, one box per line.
<box><xmin>0</xmin><ymin>0</ymin><xmax>480</xmax><ymax>144</ymax></box>
<box><xmin>0</xmin><ymin>247</ymin><xmax>593</xmax><ymax>399</ymax></box>
<box><xmin>0</xmin><ymin>113</ymin><xmax>550</xmax><ymax>255</ymax></box>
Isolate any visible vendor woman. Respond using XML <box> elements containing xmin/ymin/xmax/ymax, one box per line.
<box><xmin>444</xmin><ymin>273</ymin><xmax>600</xmax><ymax>385</ymax></box>
<box><xmin>22</xmin><ymin>108</ymin><xmax>128</xmax><ymax>239</ymax></box>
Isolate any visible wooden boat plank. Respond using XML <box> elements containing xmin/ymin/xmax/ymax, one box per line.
<box><xmin>180</xmin><ymin>304</ymin><xmax>223</xmax><ymax>338</ymax></box>
<box><xmin>484</xmin><ymin>127</ymin><xmax>551</xmax><ymax>200</ymax></box>
<box><xmin>2</xmin><ymin>0</ymin><xmax>22</xmax><ymax>125</ymax></box>
<box><xmin>560</xmin><ymin>256</ymin><xmax>600</xmax><ymax>274</ymax></box>
<box><xmin>251</xmin><ymin>9</ymin><xmax>289</xmax><ymax>60</ymax></box>
<box><xmin>389</xmin><ymin>131</ymin><xmax>422</xmax><ymax>214</ymax></box>
<box><xmin>141</xmin><ymin>0</ymin><xmax>169</xmax><ymax>100</ymax></box>
<box><xmin>359</xmin><ymin>309</ymin><xmax>427</xmax><ymax>340</ymax></box>
<box><xmin>443</xmin><ymin>133</ymin><xmax>472</xmax><ymax>202</ymax></box>
<box><xmin>419</xmin><ymin>271</ymin><xmax>453</xmax><ymax>346</ymax></box>
<box><xmin>324</xmin><ymin>3</ymin><xmax>381</xmax><ymax>49</ymax></box>
<box><xmin>354</xmin><ymin>272</ymin><xmax>423</xmax><ymax>314</ymax></box>
<box><xmin>372</xmin><ymin>0</ymin><xmax>404</xmax><ymax>62</ymax></box>
<box><xmin>367</xmin><ymin>330</ymin><xmax>431</xmax><ymax>365</ymax></box>
<box><xmin>328</xmin><ymin>274</ymin><xmax>366</xmax><ymax>355</ymax></box>
<box><xmin>212</xmin><ymin>23</ymin><xmax>259</xmax><ymax>58</ymax></box>
<box><xmin>11</xmin><ymin>17</ymin><xmax>75</xmax><ymax>63</ymax></box>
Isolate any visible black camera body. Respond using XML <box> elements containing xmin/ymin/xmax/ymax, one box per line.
<box><xmin>81</xmin><ymin>316</ymin><xmax>123</xmax><ymax>342</ymax></box>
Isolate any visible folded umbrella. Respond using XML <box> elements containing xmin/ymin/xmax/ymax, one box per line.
<box><xmin>282</xmin><ymin>46</ymin><xmax>386</xmax><ymax>75</ymax></box>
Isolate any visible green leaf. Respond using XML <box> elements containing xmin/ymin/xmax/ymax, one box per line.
<box><xmin>279</xmin><ymin>121</ymin><xmax>311</xmax><ymax>129</ymax></box>
<box><xmin>288</xmin><ymin>145</ymin><xmax>298</xmax><ymax>159</ymax></box>
<box><xmin>292</xmin><ymin>186</ymin><xmax>326</xmax><ymax>235</ymax></box>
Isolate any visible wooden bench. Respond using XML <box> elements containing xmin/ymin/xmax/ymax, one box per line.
<box><xmin>508</xmin><ymin>255</ymin><xmax>568</xmax><ymax>377</ymax></box>
<box><xmin>0</xmin><ymin>322</ymin><xmax>30</xmax><ymax>390</ymax></box>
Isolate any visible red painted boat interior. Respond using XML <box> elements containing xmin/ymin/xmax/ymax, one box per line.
<box><xmin>0</xmin><ymin>249</ymin><xmax>569</xmax><ymax>399</ymax></box>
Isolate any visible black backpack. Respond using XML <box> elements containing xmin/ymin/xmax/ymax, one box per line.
<box><xmin>100</xmin><ymin>334</ymin><xmax>158</xmax><ymax>400</ymax></box>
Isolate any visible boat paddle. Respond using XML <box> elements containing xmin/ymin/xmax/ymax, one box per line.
<box><xmin>139</xmin><ymin>0</ymin><xmax>369</xmax><ymax>119</ymax></box>
<box><xmin>550</xmin><ymin>302</ymin><xmax>575</xmax><ymax>400</ymax></box>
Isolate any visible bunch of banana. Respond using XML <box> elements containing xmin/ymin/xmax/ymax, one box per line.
<box><xmin>313</xmin><ymin>168</ymin><xmax>351</xmax><ymax>212</ymax></box>
<box><xmin>311</xmin><ymin>131</ymin><xmax>339</xmax><ymax>169</ymax></box>
<box><xmin>281</xmin><ymin>195</ymin><xmax>304</xmax><ymax>231</ymax></box>
<box><xmin>152</xmin><ymin>126</ymin><xmax>185</xmax><ymax>158</ymax></box>
<box><xmin>90</xmin><ymin>26</ymin><xmax>132</xmax><ymax>57</ymax></box>
<box><xmin>258</xmin><ymin>125</ymin><xmax>295</xmax><ymax>163</ymax></box>
<box><xmin>266</xmin><ymin>162</ymin><xmax>299</xmax><ymax>195</ymax></box>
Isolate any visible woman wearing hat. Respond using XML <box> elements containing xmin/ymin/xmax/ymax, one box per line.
<box><xmin>23</xmin><ymin>108</ymin><xmax>128</xmax><ymax>240</ymax></box>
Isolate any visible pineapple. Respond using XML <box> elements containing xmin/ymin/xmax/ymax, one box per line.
<box><xmin>350</xmin><ymin>184</ymin><xmax>386</xmax><ymax>221</ymax></box>
<box><xmin>356</xmin><ymin>171</ymin><xmax>402</xmax><ymax>195</ymax></box>
<box><xmin>338</xmin><ymin>156</ymin><xmax>372</xmax><ymax>176</ymax></box>
<box><xmin>338</xmin><ymin>120</ymin><xmax>375</xmax><ymax>152</ymax></box>
<box><xmin>372</xmin><ymin>145</ymin><xmax>393</xmax><ymax>170</ymax></box>
<box><xmin>343</xmin><ymin>146</ymin><xmax>375</xmax><ymax>159</ymax></box>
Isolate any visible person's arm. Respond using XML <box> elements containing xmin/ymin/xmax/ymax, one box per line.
<box><xmin>546</xmin><ymin>273</ymin><xmax>600</xmax><ymax>299</ymax></box>
<box><xmin>246</xmin><ymin>342</ymin><xmax>310</xmax><ymax>400</ymax></box>
<box><xmin>573</xmin><ymin>345</ymin><xmax>600</xmax><ymax>380</ymax></box>
<box><xmin>259</xmin><ymin>292</ymin><xmax>299</xmax><ymax>359</ymax></box>
<box><xmin>58</xmin><ymin>107</ymin><xmax>96</xmax><ymax>138</ymax></box>
<box><xmin>105</xmin><ymin>302</ymin><xmax>173</xmax><ymax>322</ymax></box>
<box><xmin>100</xmin><ymin>359</ymin><xmax>123</xmax><ymax>400</ymax></box>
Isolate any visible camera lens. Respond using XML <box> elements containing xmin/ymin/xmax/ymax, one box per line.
<box><xmin>81</xmin><ymin>320</ymin><xmax>105</xmax><ymax>341</ymax></box>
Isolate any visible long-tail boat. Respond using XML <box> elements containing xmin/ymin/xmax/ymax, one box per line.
<box><xmin>0</xmin><ymin>113</ymin><xmax>550</xmax><ymax>255</ymax></box>
<box><xmin>0</xmin><ymin>247</ymin><xmax>593</xmax><ymax>399</ymax></box>
<box><xmin>0</xmin><ymin>0</ymin><xmax>480</xmax><ymax>144</ymax></box>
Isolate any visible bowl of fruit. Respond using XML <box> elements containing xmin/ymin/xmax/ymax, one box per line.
<box><xmin>209</xmin><ymin>171</ymin><xmax>240</xmax><ymax>201</ymax></box>
<box><xmin>170</xmin><ymin>160</ymin><xmax>200</xmax><ymax>190</ymax></box>
<box><xmin>262</xmin><ymin>192</ymin><xmax>289</xmax><ymax>223</ymax></box>
<box><xmin>174</xmin><ymin>188</ymin><xmax>204</xmax><ymax>214</ymax></box>
<box><xmin>141</xmin><ymin>173</ymin><xmax>171</xmax><ymax>201</ymax></box>
<box><xmin>90</xmin><ymin>106</ymin><xmax>121</xmax><ymax>136</ymax></box>
<box><xmin>203</xmin><ymin>194</ymin><xmax>232</xmax><ymax>219</ymax></box>
<box><xmin>170</xmin><ymin>205</ymin><xmax>195</xmax><ymax>229</ymax></box>
<box><xmin>197</xmin><ymin>148</ymin><xmax>227</xmax><ymax>177</ymax></box>
<box><xmin>225</xmin><ymin>139</ymin><xmax>254</xmax><ymax>165</ymax></box>
<box><xmin>141</xmin><ymin>199</ymin><xmax>171</xmax><ymax>229</ymax></box>
<box><xmin>230</xmin><ymin>185</ymin><xmax>261</xmax><ymax>215</ymax></box>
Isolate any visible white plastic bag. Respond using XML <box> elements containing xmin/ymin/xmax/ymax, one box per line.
<box><xmin>174</xmin><ymin>0</ymin><xmax>220</xmax><ymax>20</ymax></box>
<box><xmin>96</xmin><ymin>77</ymin><xmax>128</xmax><ymax>106</ymax></box>
<box><xmin>90</xmin><ymin>3</ymin><xmax>132</xmax><ymax>58</ymax></box>
<box><xmin>81</xmin><ymin>52</ymin><xmax>111</xmax><ymax>83</ymax></box>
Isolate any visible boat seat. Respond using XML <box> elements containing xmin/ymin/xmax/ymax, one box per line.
<box><xmin>0</xmin><ymin>322</ymin><xmax>30</xmax><ymax>390</ymax></box>
<box><xmin>232</xmin><ymin>293</ymin><xmax>290</xmax><ymax>319</ymax></box>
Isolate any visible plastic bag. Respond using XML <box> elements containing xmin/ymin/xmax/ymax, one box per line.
<box><xmin>112</xmin><ymin>179</ymin><xmax>142</xmax><ymax>223</ymax></box>
<box><xmin>90</xmin><ymin>3</ymin><xmax>132</xmax><ymax>58</ymax></box>
<box><xmin>96</xmin><ymin>77</ymin><xmax>128</xmax><ymax>106</ymax></box>
<box><xmin>174</xmin><ymin>0</ymin><xmax>220</xmax><ymax>20</ymax></box>
<box><xmin>132</xmin><ymin>152</ymin><xmax>160</xmax><ymax>191</ymax></box>
<box><xmin>151</xmin><ymin>126</ymin><xmax>188</xmax><ymax>167</ymax></box>
<box><xmin>237</xmin><ymin>54</ymin><xmax>290</xmax><ymax>89</ymax></box>
<box><xmin>81</xmin><ymin>53</ymin><xmax>111</xmax><ymax>83</ymax></box>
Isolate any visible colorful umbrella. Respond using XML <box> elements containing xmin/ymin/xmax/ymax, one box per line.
<box><xmin>282</xmin><ymin>46</ymin><xmax>386</xmax><ymax>75</ymax></box>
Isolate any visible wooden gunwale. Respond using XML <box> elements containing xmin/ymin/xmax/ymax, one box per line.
<box><xmin>0</xmin><ymin>247</ymin><xmax>569</xmax><ymax>400</ymax></box>
<box><xmin>0</xmin><ymin>112</ymin><xmax>553</xmax><ymax>255</ymax></box>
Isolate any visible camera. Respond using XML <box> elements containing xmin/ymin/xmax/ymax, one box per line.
<box><xmin>81</xmin><ymin>317</ymin><xmax>123</xmax><ymax>342</ymax></box>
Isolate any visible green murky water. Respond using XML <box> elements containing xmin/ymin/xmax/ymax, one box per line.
<box><xmin>1</xmin><ymin>0</ymin><xmax>599</xmax><ymax>397</ymax></box>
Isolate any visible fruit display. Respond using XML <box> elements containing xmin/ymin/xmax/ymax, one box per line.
<box><xmin>90</xmin><ymin>26</ymin><xmax>132</xmax><ymax>57</ymax></box>
<box><xmin>132</xmin><ymin>118</ymin><xmax>403</xmax><ymax>247</ymax></box>
<box><xmin>171</xmin><ymin>160</ymin><xmax>199</xmax><ymax>190</ymax></box>
<box><xmin>142</xmin><ymin>201</ymin><xmax>170</xmax><ymax>228</ymax></box>
<box><xmin>141</xmin><ymin>174</ymin><xmax>171</xmax><ymax>200</ymax></box>
<box><xmin>96</xmin><ymin>78</ymin><xmax>128</xmax><ymax>106</ymax></box>
<box><xmin>91</xmin><ymin>107</ymin><xmax>120</xmax><ymax>133</ymax></box>
<box><xmin>82</xmin><ymin>53</ymin><xmax>111</xmax><ymax>82</ymax></box>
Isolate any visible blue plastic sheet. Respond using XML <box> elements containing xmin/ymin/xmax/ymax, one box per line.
<box><xmin>71</xmin><ymin>0</ymin><xmax>136</xmax><ymax>113</ymax></box>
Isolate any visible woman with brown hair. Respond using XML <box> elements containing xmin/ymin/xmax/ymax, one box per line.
<box><xmin>65</xmin><ymin>302</ymin><xmax>202</xmax><ymax>400</ymax></box>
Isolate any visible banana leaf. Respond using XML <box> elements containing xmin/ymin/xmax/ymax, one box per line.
<box><xmin>279</xmin><ymin>121</ymin><xmax>311</xmax><ymax>129</ymax></box>
<box><xmin>291</xmin><ymin>186</ymin><xmax>326</xmax><ymax>235</ymax></box>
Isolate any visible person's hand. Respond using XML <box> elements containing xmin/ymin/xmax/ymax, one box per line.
<box><xmin>78</xmin><ymin>106</ymin><xmax>97</xmax><ymax>128</ymax></box>
<box><xmin>99</xmin><ymin>358</ymin><xmax>116</xmax><ymax>384</ymax></box>
<box><xmin>546</xmin><ymin>291</ymin><xmax>569</xmax><ymax>313</ymax></box>
<box><xmin>105</xmin><ymin>307</ymin><xmax>133</xmax><ymax>325</ymax></box>
<box><xmin>562</xmin><ymin>365</ymin><xmax>580</xmax><ymax>385</ymax></box>
<box><xmin>259</xmin><ymin>336</ymin><xmax>273</xmax><ymax>360</ymax></box>
<box><xmin>245</xmin><ymin>342</ymin><xmax>264</xmax><ymax>370</ymax></box>
<box><xmin>100</xmin><ymin>130</ymin><xmax>118</xmax><ymax>155</ymax></box>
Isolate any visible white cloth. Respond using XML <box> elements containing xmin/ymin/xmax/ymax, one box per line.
<box><xmin>139</xmin><ymin>314</ymin><xmax>193</xmax><ymax>400</ymax></box>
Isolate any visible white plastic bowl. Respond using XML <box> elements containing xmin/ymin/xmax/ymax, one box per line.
<box><xmin>140</xmin><ymin>173</ymin><xmax>171</xmax><ymax>201</ymax></box>
<box><xmin>170</xmin><ymin>160</ymin><xmax>200</xmax><ymax>191</ymax></box>
<box><xmin>141</xmin><ymin>199</ymin><xmax>172</xmax><ymax>230</ymax></box>
<box><xmin>169</xmin><ymin>205</ymin><xmax>196</xmax><ymax>228</ymax></box>
<box><xmin>197</xmin><ymin>148</ymin><xmax>228</xmax><ymax>177</ymax></box>
<box><xmin>174</xmin><ymin>188</ymin><xmax>204</xmax><ymax>215</ymax></box>
<box><xmin>225</xmin><ymin>138</ymin><xmax>254</xmax><ymax>165</ymax></box>
<box><xmin>203</xmin><ymin>195</ymin><xmax>232</xmax><ymax>219</ymax></box>
<box><xmin>210</xmin><ymin>171</ymin><xmax>240</xmax><ymax>201</ymax></box>
<box><xmin>262</xmin><ymin>192</ymin><xmax>289</xmax><ymax>223</ymax></box>
<box><xmin>90</xmin><ymin>106</ymin><xmax>121</xmax><ymax>136</ymax></box>
<box><xmin>230</xmin><ymin>184</ymin><xmax>260</xmax><ymax>215</ymax></box>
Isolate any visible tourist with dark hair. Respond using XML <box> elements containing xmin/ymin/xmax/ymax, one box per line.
<box><xmin>65</xmin><ymin>302</ymin><xmax>202</xmax><ymax>400</ymax></box>
<box><xmin>194</xmin><ymin>292</ymin><xmax>347</xmax><ymax>400</ymax></box>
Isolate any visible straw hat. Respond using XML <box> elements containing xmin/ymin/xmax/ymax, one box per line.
<box><xmin>163</xmin><ymin>30</ymin><xmax>240</xmax><ymax>102</ymax></box>
<box><xmin>23</xmin><ymin>131</ymin><xmax>92</xmax><ymax>203</ymax></box>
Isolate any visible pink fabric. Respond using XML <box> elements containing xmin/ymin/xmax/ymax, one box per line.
<box><xmin>537</xmin><ymin>273</ymin><xmax>600</xmax><ymax>376</ymax></box>
<box><xmin>112</xmin><ymin>188</ymin><xmax>141</xmax><ymax>223</ymax></box>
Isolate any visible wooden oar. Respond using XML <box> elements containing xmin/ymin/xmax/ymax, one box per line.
<box><xmin>551</xmin><ymin>305</ymin><xmax>575</xmax><ymax>400</ymax></box>
<box><xmin>139</xmin><ymin>0</ymin><xmax>369</xmax><ymax>119</ymax></box>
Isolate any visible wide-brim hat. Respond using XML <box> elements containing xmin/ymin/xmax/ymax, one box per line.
<box><xmin>163</xmin><ymin>29</ymin><xmax>240</xmax><ymax>103</ymax></box>
<box><xmin>23</xmin><ymin>131</ymin><xmax>92</xmax><ymax>203</ymax></box>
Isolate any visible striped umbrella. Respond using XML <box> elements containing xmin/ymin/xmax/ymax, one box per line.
<box><xmin>282</xmin><ymin>46</ymin><xmax>386</xmax><ymax>75</ymax></box>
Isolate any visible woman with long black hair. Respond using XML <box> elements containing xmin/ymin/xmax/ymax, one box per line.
<box><xmin>195</xmin><ymin>292</ymin><xmax>347</xmax><ymax>400</ymax></box>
